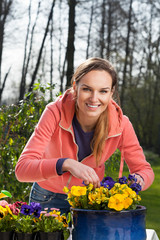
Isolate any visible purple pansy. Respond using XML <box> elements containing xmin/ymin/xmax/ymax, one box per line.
<box><xmin>119</xmin><ymin>176</ymin><xmax>128</xmax><ymax>184</ymax></box>
<box><xmin>130</xmin><ymin>183</ymin><xmax>142</xmax><ymax>194</ymax></box>
<box><xmin>30</xmin><ymin>202</ymin><xmax>41</xmax><ymax>218</ymax></box>
<box><xmin>128</xmin><ymin>174</ymin><xmax>137</xmax><ymax>182</ymax></box>
<box><xmin>101</xmin><ymin>177</ymin><xmax>115</xmax><ymax>190</ymax></box>
<box><xmin>20</xmin><ymin>204</ymin><xmax>34</xmax><ymax>215</ymax></box>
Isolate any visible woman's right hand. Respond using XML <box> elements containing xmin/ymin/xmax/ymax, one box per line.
<box><xmin>62</xmin><ymin>158</ymin><xmax>100</xmax><ymax>188</ymax></box>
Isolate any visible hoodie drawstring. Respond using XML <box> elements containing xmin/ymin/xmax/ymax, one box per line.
<box><xmin>119</xmin><ymin>149</ymin><xmax>124</xmax><ymax>178</ymax></box>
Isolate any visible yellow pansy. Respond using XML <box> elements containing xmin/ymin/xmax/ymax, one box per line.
<box><xmin>68</xmin><ymin>200</ymin><xmax>75</xmax><ymax>207</ymax></box>
<box><xmin>108</xmin><ymin>194</ymin><xmax>125</xmax><ymax>211</ymax></box>
<box><xmin>63</xmin><ymin>186</ymin><xmax>69</xmax><ymax>194</ymax></box>
<box><xmin>68</xmin><ymin>192</ymin><xmax>72</xmax><ymax>198</ymax></box>
<box><xmin>88</xmin><ymin>184</ymin><xmax>94</xmax><ymax>191</ymax></box>
<box><xmin>123</xmin><ymin>197</ymin><xmax>133</xmax><ymax>209</ymax></box>
<box><xmin>71</xmin><ymin>186</ymin><xmax>87</xmax><ymax>196</ymax></box>
<box><xmin>49</xmin><ymin>209</ymin><xmax>60</xmax><ymax>216</ymax></box>
<box><xmin>120</xmin><ymin>184</ymin><xmax>128</xmax><ymax>190</ymax></box>
<box><xmin>0</xmin><ymin>206</ymin><xmax>8</xmax><ymax>219</ymax></box>
<box><xmin>129</xmin><ymin>190</ymin><xmax>137</xmax><ymax>199</ymax></box>
<box><xmin>114</xmin><ymin>183</ymin><xmax>121</xmax><ymax>188</ymax></box>
<box><xmin>56</xmin><ymin>215</ymin><xmax>68</xmax><ymax>228</ymax></box>
<box><xmin>101</xmin><ymin>194</ymin><xmax>108</xmax><ymax>202</ymax></box>
<box><xmin>5</xmin><ymin>205</ymin><xmax>13</xmax><ymax>215</ymax></box>
<box><xmin>88</xmin><ymin>192</ymin><xmax>96</xmax><ymax>203</ymax></box>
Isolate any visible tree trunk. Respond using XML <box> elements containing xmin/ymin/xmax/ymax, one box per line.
<box><xmin>0</xmin><ymin>0</ymin><xmax>13</xmax><ymax>102</ymax></box>
<box><xmin>120</xmin><ymin>0</ymin><xmax>133</xmax><ymax>108</ymax></box>
<box><xmin>86</xmin><ymin>0</ymin><xmax>94</xmax><ymax>59</ymax></box>
<box><xmin>65</xmin><ymin>0</ymin><xmax>77</xmax><ymax>89</ymax></box>
<box><xmin>106</xmin><ymin>0</ymin><xmax>112</xmax><ymax>58</ymax></box>
<box><xmin>28</xmin><ymin>0</ymin><xmax>56</xmax><ymax>93</ymax></box>
<box><xmin>0</xmin><ymin>67</ymin><xmax>11</xmax><ymax>105</ymax></box>
<box><xmin>99</xmin><ymin>0</ymin><xmax>106</xmax><ymax>58</ymax></box>
<box><xmin>19</xmin><ymin>0</ymin><xmax>41</xmax><ymax>101</ymax></box>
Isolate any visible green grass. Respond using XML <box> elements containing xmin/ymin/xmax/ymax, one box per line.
<box><xmin>105</xmin><ymin>151</ymin><xmax>160</xmax><ymax>238</ymax></box>
<box><xmin>140</xmin><ymin>165</ymin><xmax>160</xmax><ymax>238</ymax></box>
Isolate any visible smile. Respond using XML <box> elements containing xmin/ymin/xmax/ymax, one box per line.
<box><xmin>86</xmin><ymin>103</ymin><xmax>100</xmax><ymax>108</ymax></box>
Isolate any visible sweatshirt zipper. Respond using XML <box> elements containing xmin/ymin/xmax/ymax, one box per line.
<box><xmin>59</xmin><ymin>122</ymin><xmax>79</xmax><ymax>161</ymax></box>
<box><xmin>106</xmin><ymin>132</ymin><xmax>122</xmax><ymax>139</ymax></box>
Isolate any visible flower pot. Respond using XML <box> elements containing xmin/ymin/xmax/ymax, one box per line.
<box><xmin>15</xmin><ymin>232</ymin><xmax>37</xmax><ymax>240</ymax></box>
<box><xmin>71</xmin><ymin>205</ymin><xmax>146</xmax><ymax>240</ymax></box>
<box><xmin>0</xmin><ymin>231</ymin><xmax>14</xmax><ymax>240</ymax></box>
<box><xmin>37</xmin><ymin>231</ymin><xmax>63</xmax><ymax>240</ymax></box>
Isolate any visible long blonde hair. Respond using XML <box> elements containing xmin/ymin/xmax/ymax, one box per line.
<box><xmin>71</xmin><ymin>57</ymin><xmax>118</xmax><ymax>166</ymax></box>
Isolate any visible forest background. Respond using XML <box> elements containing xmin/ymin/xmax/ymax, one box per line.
<box><xmin>0</xmin><ymin>0</ymin><xmax>160</xmax><ymax>236</ymax></box>
<box><xmin>1</xmin><ymin>0</ymin><xmax>160</xmax><ymax>153</ymax></box>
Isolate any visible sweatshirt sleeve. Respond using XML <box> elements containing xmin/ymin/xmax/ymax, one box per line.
<box><xmin>120</xmin><ymin>116</ymin><xmax>154</xmax><ymax>190</ymax></box>
<box><xmin>15</xmin><ymin>103</ymin><xmax>61</xmax><ymax>182</ymax></box>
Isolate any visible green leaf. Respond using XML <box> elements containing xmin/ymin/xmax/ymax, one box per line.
<box><xmin>1</xmin><ymin>190</ymin><xmax>12</xmax><ymax>198</ymax></box>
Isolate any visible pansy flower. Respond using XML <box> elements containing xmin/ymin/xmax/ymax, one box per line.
<box><xmin>101</xmin><ymin>177</ymin><xmax>115</xmax><ymax>189</ymax></box>
<box><xmin>119</xmin><ymin>176</ymin><xmax>128</xmax><ymax>184</ymax></box>
<box><xmin>30</xmin><ymin>202</ymin><xmax>41</xmax><ymax>218</ymax></box>
<box><xmin>20</xmin><ymin>204</ymin><xmax>34</xmax><ymax>215</ymax></box>
<box><xmin>130</xmin><ymin>183</ymin><xmax>142</xmax><ymax>194</ymax></box>
<box><xmin>128</xmin><ymin>174</ymin><xmax>137</xmax><ymax>182</ymax></box>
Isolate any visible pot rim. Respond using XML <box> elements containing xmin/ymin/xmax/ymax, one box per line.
<box><xmin>71</xmin><ymin>205</ymin><xmax>146</xmax><ymax>213</ymax></box>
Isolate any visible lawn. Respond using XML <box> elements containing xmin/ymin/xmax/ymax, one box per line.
<box><xmin>140</xmin><ymin>165</ymin><xmax>160</xmax><ymax>238</ymax></box>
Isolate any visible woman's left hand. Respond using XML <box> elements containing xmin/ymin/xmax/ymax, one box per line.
<box><xmin>130</xmin><ymin>173</ymin><xmax>145</xmax><ymax>190</ymax></box>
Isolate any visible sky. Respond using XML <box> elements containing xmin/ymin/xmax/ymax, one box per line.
<box><xmin>2</xmin><ymin>0</ymin><xmax>54</xmax><ymax>102</ymax></box>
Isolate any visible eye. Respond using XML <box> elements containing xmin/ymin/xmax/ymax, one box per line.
<box><xmin>100</xmin><ymin>90</ymin><xmax>108</xmax><ymax>94</ymax></box>
<box><xmin>82</xmin><ymin>87</ymin><xmax>91</xmax><ymax>92</ymax></box>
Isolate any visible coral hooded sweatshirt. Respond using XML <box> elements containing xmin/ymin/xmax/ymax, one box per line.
<box><xmin>15</xmin><ymin>89</ymin><xmax>154</xmax><ymax>193</ymax></box>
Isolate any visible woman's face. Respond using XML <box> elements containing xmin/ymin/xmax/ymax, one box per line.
<box><xmin>74</xmin><ymin>70</ymin><xmax>113</xmax><ymax>128</ymax></box>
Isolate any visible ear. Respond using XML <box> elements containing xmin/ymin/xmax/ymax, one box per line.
<box><xmin>73</xmin><ymin>81</ymin><xmax>77</xmax><ymax>98</ymax></box>
<box><xmin>111</xmin><ymin>86</ymin><xmax>115</xmax><ymax>95</ymax></box>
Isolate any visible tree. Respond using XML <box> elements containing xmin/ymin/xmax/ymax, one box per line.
<box><xmin>0</xmin><ymin>0</ymin><xmax>13</xmax><ymax>104</ymax></box>
<box><xmin>19</xmin><ymin>0</ymin><xmax>41</xmax><ymax>101</ymax></box>
<box><xmin>86</xmin><ymin>0</ymin><xmax>95</xmax><ymax>59</ymax></box>
<box><xmin>65</xmin><ymin>0</ymin><xmax>77</xmax><ymax>89</ymax></box>
<box><xmin>28</xmin><ymin>0</ymin><xmax>56</xmax><ymax>93</ymax></box>
<box><xmin>120</xmin><ymin>0</ymin><xmax>133</xmax><ymax>108</ymax></box>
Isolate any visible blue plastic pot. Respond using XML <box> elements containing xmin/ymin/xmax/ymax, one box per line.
<box><xmin>71</xmin><ymin>205</ymin><xmax>146</xmax><ymax>240</ymax></box>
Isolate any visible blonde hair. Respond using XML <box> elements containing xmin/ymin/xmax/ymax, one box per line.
<box><xmin>71</xmin><ymin>57</ymin><xmax>118</xmax><ymax>166</ymax></box>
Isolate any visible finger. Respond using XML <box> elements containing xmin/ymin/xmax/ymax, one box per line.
<box><xmin>87</xmin><ymin>169</ymin><xmax>100</xmax><ymax>183</ymax></box>
<box><xmin>83</xmin><ymin>170</ymin><xmax>100</xmax><ymax>188</ymax></box>
<box><xmin>134</xmin><ymin>174</ymin><xmax>145</xmax><ymax>190</ymax></box>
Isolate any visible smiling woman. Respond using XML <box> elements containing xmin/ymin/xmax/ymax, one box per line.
<box><xmin>15</xmin><ymin>57</ymin><xmax>154</xmax><ymax>216</ymax></box>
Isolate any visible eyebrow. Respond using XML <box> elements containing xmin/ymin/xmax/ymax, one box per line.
<box><xmin>81</xmin><ymin>84</ymin><xmax>111</xmax><ymax>90</ymax></box>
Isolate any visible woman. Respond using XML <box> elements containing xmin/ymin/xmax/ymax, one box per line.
<box><xmin>15</xmin><ymin>57</ymin><xmax>154</xmax><ymax>214</ymax></box>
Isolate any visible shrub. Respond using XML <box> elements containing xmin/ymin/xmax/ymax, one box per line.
<box><xmin>0</xmin><ymin>83</ymin><xmax>56</xmax><ymax>202</ymax></box>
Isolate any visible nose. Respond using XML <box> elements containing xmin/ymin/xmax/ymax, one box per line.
<box><xmin>90</xmin><ymin>91</ymin><xmax>98</xmax><ymax>102</ymax></box>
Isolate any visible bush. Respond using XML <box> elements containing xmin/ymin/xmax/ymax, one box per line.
<box><xmin>0</xmin><ymin>83</ymin><xmax>56</xmax><ymax>202</ymax></box>
<box><xmin>104</xmin><ymin>149</ymin><xmax>121</xmax><ymax>177</ymax></box>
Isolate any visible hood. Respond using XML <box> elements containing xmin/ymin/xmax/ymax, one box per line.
<box><xmin>107</xmin><ymin>99</ymin><xmax>123</xmax><ymax>138</ymax></box>
<box><xmin>55</xmin><ymin>89</ymin><xmax>123</xmax><ymax>136</ymax></box>
<box><xmin>55</xmin><ymin>89</ymin><xmax>75</xmax><ymax>130</ymax></box>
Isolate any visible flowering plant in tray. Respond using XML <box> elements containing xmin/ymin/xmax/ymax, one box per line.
<box><xmin>0</xmin><ymin>192</ymin><xmax>70</xmax><ymax>240</ymax></box>
<box><xmin>63</xmin><ymin>174</ymin><xmax>142</xmax><ymax>211</ymax></box>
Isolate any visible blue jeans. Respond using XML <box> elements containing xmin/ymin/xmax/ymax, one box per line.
<box><xmin>29</xmin><ymin>182</ymin><xmax>71</xmax><ymax>215</ymax></box>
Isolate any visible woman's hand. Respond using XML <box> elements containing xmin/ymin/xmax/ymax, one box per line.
<box><xmin>62</xmin><ymin>159</ymin><xmax>100</xmax><ymax>188</ymax></box>
<box><xmin>130</xmin><ymin>173</ymin><xmax>145</xmax><ymax>190</ymax></box>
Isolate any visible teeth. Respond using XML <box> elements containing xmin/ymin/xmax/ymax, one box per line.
<box><xmin>87</xmin><ymin>104</ymin><xmax>98</xmax><ymax>108</ymax></box>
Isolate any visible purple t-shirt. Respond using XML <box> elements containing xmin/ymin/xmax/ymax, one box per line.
<box><xmin>56</xmin><ymin>114</ymin><xmax>94</xmax><ymax>175</ymax></box>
